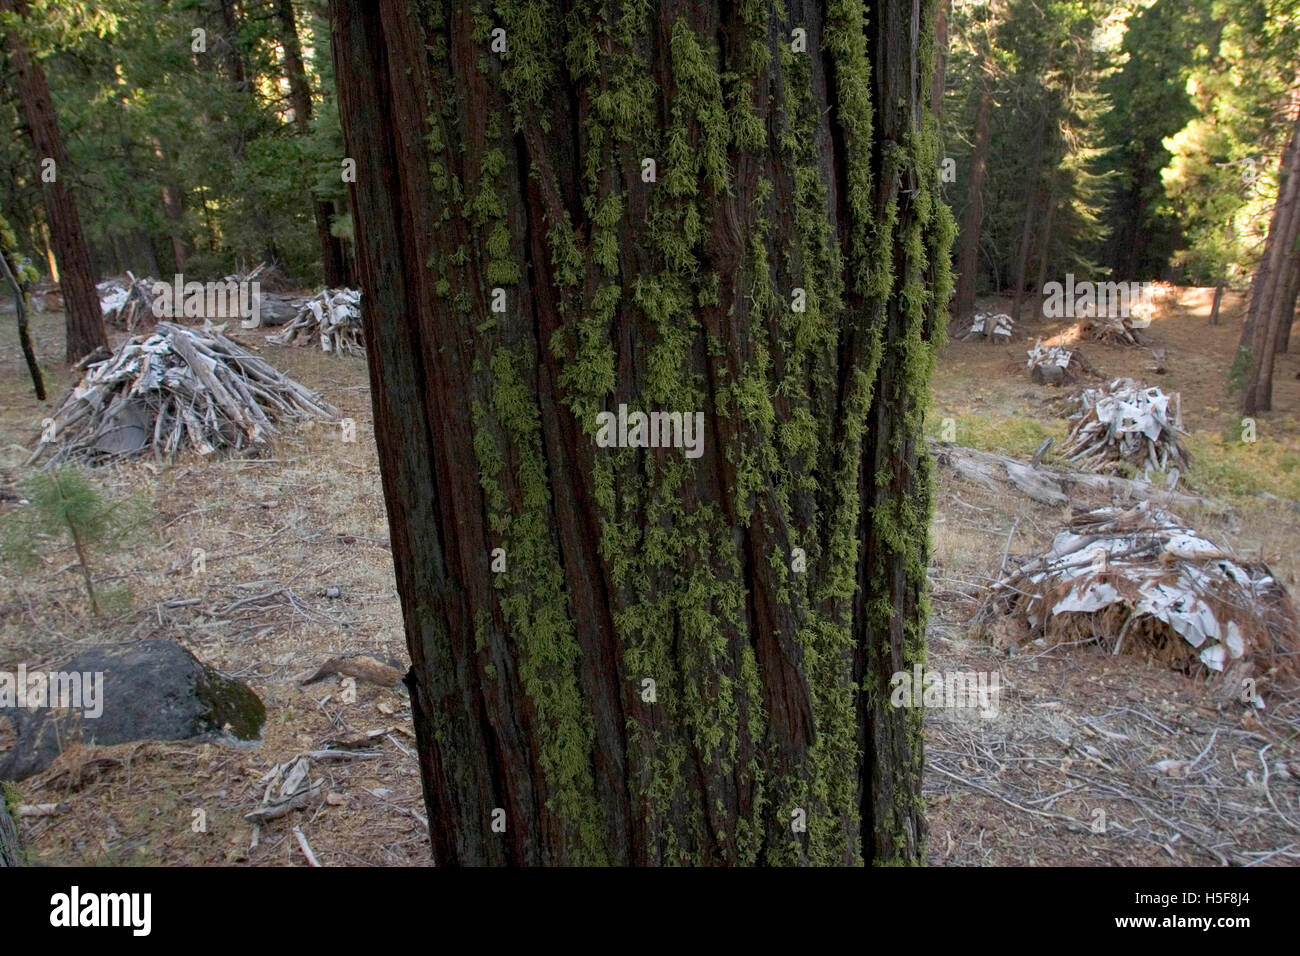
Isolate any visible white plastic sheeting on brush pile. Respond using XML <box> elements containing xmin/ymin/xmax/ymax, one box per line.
<box><xmin>988</xmin><ymin>503</ymin><xmax>1298</xmax><ymax>702</ymax></box>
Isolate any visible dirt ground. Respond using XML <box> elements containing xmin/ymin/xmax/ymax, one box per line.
<box><xmin>1</xmin><ymin>288</ymin><xmax>1298</xmax><ymax>866</ymax></box>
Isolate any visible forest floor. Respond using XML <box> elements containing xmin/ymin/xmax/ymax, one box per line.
<box><xmin>1</xmin><ymin>287</ymin><xmax>1298</xmax><ymax>866</ymax></box>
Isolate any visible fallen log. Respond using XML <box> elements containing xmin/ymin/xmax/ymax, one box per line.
<box><xmin>929</xmin><ymin>440</ymin><xmax>1214</xmax><ymax>509</ymax></box>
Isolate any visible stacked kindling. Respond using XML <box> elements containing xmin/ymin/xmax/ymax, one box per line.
<box><xmin>962</xmin><ymin>311</ymin><xmax>1015</xmax><ymax>342</ymax></box>
<box><xmin>1061</xmin><ymin>378</ymin><xmax>1188</xmax><ymax>474</ymax></box>
<box><xmin>1026</xmin><ymin>339</ymin><xmax>1086</xmax><ymax>385</ymax></box>
<box><xmin>30</xmin><ymin>323</ymin><xmax>337</xmax><ymax>466</ymax></box>
<box><xmin>267</xmin><ymin>288</ymin><xmax>364</xmax><ymax>355</ymax></box>
<box><xmin>98</xmin><ymin>273</ymin><xmax>159</xmax><ymax>331</ymax></box>
<box><xmin>1079</xmin><ymin>313</ymin><xmax>1143</xmax><ymax>346</ymax></box>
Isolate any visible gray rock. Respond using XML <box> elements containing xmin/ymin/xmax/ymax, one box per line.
<box><xmin>0</xmin><ymin>641</ymin><xmax>264</xmax><ymax>781</ymax></box>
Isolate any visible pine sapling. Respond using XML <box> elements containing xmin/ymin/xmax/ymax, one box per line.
<box><xmin>1</xmin><ymin>467</ymin><xmax>147</xmax><ymax>615</ymax></box>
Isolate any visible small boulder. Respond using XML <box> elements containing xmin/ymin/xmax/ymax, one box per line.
<box><xmin>0</xmin><ymin>641</ymin><xmax>265</xmax><ymax>781</ymax></box>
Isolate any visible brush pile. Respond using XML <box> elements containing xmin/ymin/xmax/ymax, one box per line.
<box><xmin>267</xmin><ymin>288</ymin><xmax>364</xmax><ymax>355</ymax></box>
<box><xmin>1079</xmin><ymin>314</ymin><xmax>1143</xmax><ymax>346</ymax></box>
<box><xmin>229</xmin><ymin>261</ymin><xmax>293</xmax><ymax>294</ymax></box>
<box><xmin>1027</xmin><ymin>340</ymin><xmax>1087</xmax><ymax>385</ymax></box>
<box><xmin>988</xmin><ymin>503</ymin><xmax>1299</xmax><ymax>690</ymax></box>
<box><xmin>98</xmin><ymin>273</ymin><xmax>159</xmax><ymax>331</ymax></box>
<box><xmin>30</xmin><ymin>322</ymin><xmax>336</xmax><ymax>466</ymax></box>
<box><xmin>223</xmin><ymin>262</ymin><xmax>297</xmax><ymax>325</ymax></box>
<box><xmin>1060</xmin><ymin>378</ymin><xmax>1188</xmax><ymax>474</ymax></box>
<box><xmin>961</xmin><ymin>311</ymin><xmax>1015</xmax><ymax>343</ymax></box>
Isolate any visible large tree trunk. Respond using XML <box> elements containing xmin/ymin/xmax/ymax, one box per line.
<box><xmin>953</xmin><ymin>75</ymin><xmax>993</xmax><ymax>327</ymax></box>
<box><xmin>218</xmin><ymin>0</ymin><xmax>280</xmax><ymax>268</ymax></box>
<box><xmin>931</xmin><ymin>0</ymin><xmax>950</xmax><ymax>116</ymax></box>
<box><xmin>334</xmin><ymin>0</ymin><xmax>951</xmax><ymax>866</ymax></box>
<box><xmin>1241</xmin><ymin>111</ymin><xmax>1300</xmax><ymax>415</ymax></box>
<box><xmin>1033</xmin><ymin>175</ymin><xmax>1056</xmax><ymax>320</ymax></box>
<box><xmin>1209</xmin><ymin>276</ymin><xmax>1225</xmax><ymax>325</ymax></box>
<box><xmin>151</xmin><ymin>138</ymin><xmax>189</xmax><ymax>273</ymax></box>
<box><xmin>275</xmin><ymin>0</ymin><xmax>349</xmax><ymax>286</ymax></box>
<box><xmin>1</xmin><ymin>0</ymin><xmax>107</xmax><ymax>363</ymax></box>
<box><xmin>1010</xmin><ymin>122</ymin><xmax>1045</xmax><ymax>323</ymax></box>
<box><xmin>1274</xmin><ymin>258</ymin><xmax>1297</xmax><ymax>353</ymax></box>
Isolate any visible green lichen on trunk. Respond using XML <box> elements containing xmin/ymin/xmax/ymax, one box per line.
<box><xmin>348</xmin><ymin>0</ymin><xmax>952</xmax><ymax>864</ymax></box>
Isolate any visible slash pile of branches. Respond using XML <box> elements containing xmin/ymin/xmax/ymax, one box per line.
<box><xmin>30</xmin><ymin>322</ymin><xmax>337</xmax><ymax>466</ymax></box>
<box><xmin>98</xmin><ymin>273</ymin><xmax>160</xmax><ymax>331</ymax></box>
<box><xmin>1026</xmin><ymin>339</ymin><xmax>1087</xmax><ymax>385</ymax></box>
<box><xmin>986</xmin><ymin>503</ymin><xmax>1300</xmax><ymax>694</ymax></box>
<box><xmin>961</xmin><ymin>310</ymin><xmax>1015</xmax><ymax>342</ymax></box>
<box><xmin>222</xmin><ymin>262</ymin><xmax>297</xmax><ymax>325</ymax></box>
<box><xmin>1079</xmin><ymin>313</ymin><xmax>1143</xmax><ymax>346</ymax></box>
<box><xmin>267</xmin><ymin>288</ymin><xmax>364</xmax><ymax>355</ymax></box>
<box><xmin>1060</xmin><ymin>378</ymin><xmax>1188</xmax><ymax>474</ymax></box>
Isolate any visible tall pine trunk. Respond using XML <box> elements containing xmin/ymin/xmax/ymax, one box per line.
<box><xmin>150</xmin><ymin>138</ymin><xmax>189</xmax><ymax>273</ymax></box>
<box><xmin>1</xmin><ymin>0</ymin><xmax>107</xmax><ymax>362</ymax></box>
<box><xmin>218</xmin><ymin>0</ymin><xmax>280</xmax><ymax>268</ymax></box>
<box><xmin>1274</xmin><ymin>259</ymin><xmax>1297</xmax><ymax>353</ymax></box>
<box><xmin>275</xmin><ymin>0</ymin><xmax>349</xmax><ymax>286</ymax></box>
<box><xmin>931</xmin><ymin>0</ymin><xmax>950</xmax><ymax>116</ymax></box>
<box><xmin>953</xmin><ymin>75</ymin><xmax>992</xmax><ymax>327</ymax></box>
<box><xmin>1033</xmin><ymin>175</ymin><xmax>1056</xmax><ymax>320</ymax></box>
<box><xmin>1241</xmin><ymin>111</ymin><xmax>1300</xmax><ymax>415</ymax></box>
<box><xmin>1209</xmin><ymin>276</ymin><xmax>1225</xmax><ymax>326</ymax></box>
<box><xmin>1010</xmin><ymin>122</ymin><xmax>1045</xmax><ymax>323</ymax></box>
<box><xmin>334</xmin><ymin>0</ymin><xmax>952</xmax><ymax>866</ymax></box>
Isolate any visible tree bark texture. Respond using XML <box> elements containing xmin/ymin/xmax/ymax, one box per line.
<box><xmin>334</xmin><ymin>0</ymin><xmax>952</xmax><ymax>866</ymax></box>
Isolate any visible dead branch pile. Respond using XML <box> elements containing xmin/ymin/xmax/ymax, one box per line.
<box><xmin>988</xmin><ymin>504</ymin><xmax>1299</xmax><ymax>693</ymax></box>
<box><xmin>223</xmin><ymin>263</ymin><xmax>299</xmax><ymax>325</ymax></box>
<box><xmin>227</xmin><ymin>261</ymin><xmax>293</xmax><ymax>294</ymax></box>
<box><xmin>1061</xmin><ymin>378</ymin><xmax>1188</xmax><ymax>474</ymax></box>
<box><xmin>1079</xmin><ymin>313</ymin><xmax>1143</xmax><ymax>346</ymax></box>
<box><xmin>30</xmin><ymin>322</ymin><xmax>337</xmax><ymax>466</ymax></box>
<box><xmin>267</xmin><ymin>288</ymin><xmax>364</xmax><ymax>355</ymax></box>
<box><xmin>98</xmin><ymin>273</ymin><xmax>159</xmax><ymax>331</ymax></box>
<box><xmin>932</xmin><ymin>440</ymin><xmax>1211</xmax><ymax>509</ymax></box>
<box><xmin>1026</xmin><ymin>339</ymin><xmax>1087</xmax><ymax>385</ymax></box>
<box><xmin>961</xmin><ymin>310</ymin><xmax>1014</xmax><ymax>342</ymax></box>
